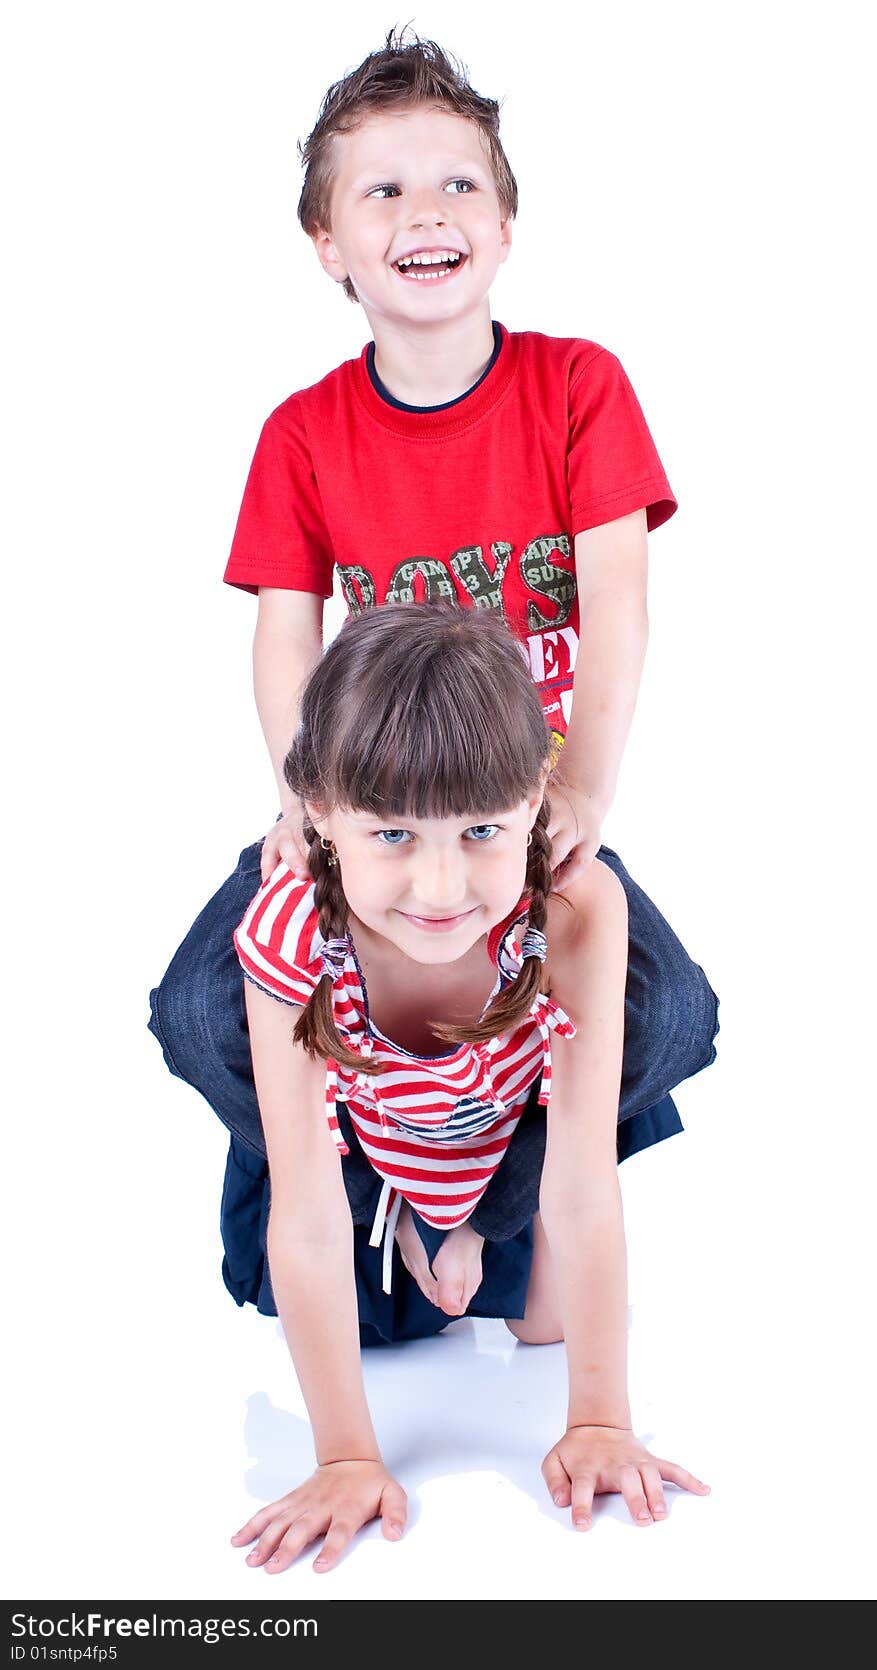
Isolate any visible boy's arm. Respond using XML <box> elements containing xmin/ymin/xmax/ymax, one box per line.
<box><xmin>246</xmin><ymin>978</ymin><xmax>382</xmax><ymax>1464</ymax></box>
<box><xmin>549</xmin><ymin>507</ymin><xmax>649</xmax><ymax>875</ymax></box>
<box><xmin>253</xmin><ymin>587</ymin><xmax>325</xmax><ymax>817</ymax></box>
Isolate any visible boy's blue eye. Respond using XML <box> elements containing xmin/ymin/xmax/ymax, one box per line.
<box><xmin>466</xmin><ymin>824</ymin><xmax>499</xmax><ymax>842</ymax></box>
<box><xmin>369</xmin><ymin>179</ymin><xmax>475</xmax><ymax>198</ymax></box>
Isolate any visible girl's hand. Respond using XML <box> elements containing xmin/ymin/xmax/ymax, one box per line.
<box><xmin>231</xmin><ymin>1460</ymin><xmax>407</xmax><ymax>1575</ymax></box>
<box><xmin>541</xmin><ymin>1425</ymin><xmax>710</xmax><ymax>1530</ymax></box>
<box><xmin>394</xmin><ymin>1203</ymin><xmax>484</xmax><ymax>1315</ymax></box>
<box><xmin>260</xmin><ymin>809</ymin><xmax>310</xmax><ymax>883</ymax></box>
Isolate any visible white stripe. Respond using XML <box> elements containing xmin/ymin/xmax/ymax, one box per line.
<box><xmin>365</xmin><ymin>1075</ymin><xmax>474</xmax><ymax>1102</ymax></box>
<box><xmin>366</xmin><ymin>1080</ymin><xmax>471</xmax><ymax>1107</ymax></box>
<box><xmin>236</xmin><ymin>931</ymin><xmax>313</xmax><ymax>1003</ymax></box>
<box><xmin>364</xmin><ymin>1171</ymin><xmax>478</xmax><ymax>1217</ymax></box>
<box><xmin>489</xmin><ymin>1032</ymin><xmax>541</xmax><ymax>1080</ymax></box>
<box><xmin>493</xmin><ymin>1050</ymin><xmax>544</xmax><ymax>1105</ymax></box>
<box><xmin>255</xmin><ymin>876</ymin><xmax>307</xmax><ymax>944</ymax></box>
<box><xmin>353</xmin><ymin>1138</ymin><xmax>519</xmax><ymax>1180</ymax></box>
<box><xmin>373</xmin><ymin>1060</ymin><xmax>482</xmax><ymax>1092</ymax></box>
<box><xmin>363</xmin><ymin>1059</ymin><xmax>516</xmax><ymax>1097</ymax></box>
<box><xmin>360</xmin><ymin>1169</ymin><xmax>503</xmax><ymax>1198</ymax></box>
<box><xmin>279</xmin><ymin>892</ymin><xmax>321</xmax><ymax>958</ymax></box>
<box><xmin>352</xmin><ymin>1152</ymin><xmax>516</xmax><ymax>1187</ymax></box>
<box><xmin>409</xmin><ymin>1202</ymin><xmax>477</xmax><ymax>1224</ymax></box>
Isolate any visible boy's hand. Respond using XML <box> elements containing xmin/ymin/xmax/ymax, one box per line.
<box><xmin>231</xmin><ymin>1459</ymin><xmax>407</xmax><ymax>1575</ymax></box>
<box><xmin>547</xmin><ymin>783</ymin><xmax>606</xmax><ymax>881</ymax></box>
<box><xmin>541</xmin><ymin>1425</ymin><xmax>710</xmax><ymax>1531</ymax></box>
<box><xmin>260</xmin><ymin>808</ymin><xmax>310</xmax><ymax>883</ymax></box>
<box><xmin>394</xmin><ymin>1203</ymin><xmax>484</xmax><ymax>1314</ymax></box>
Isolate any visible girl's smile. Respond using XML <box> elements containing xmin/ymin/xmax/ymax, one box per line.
<box><xmin>395</xmin><ymin>905</ymin><xmax>481</xmax><ymax>933</ymax></box>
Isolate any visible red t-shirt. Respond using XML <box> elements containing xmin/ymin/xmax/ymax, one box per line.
<box><xmin>223</xmin><ymin>322</ymin><xmax>676</xmax><ymax>740</ymax></box>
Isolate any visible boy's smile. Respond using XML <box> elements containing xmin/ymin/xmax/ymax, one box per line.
<box><xmin>310</xmin><ymin>106</ymin><xmax>512</xmax><ymax>334</ymax></box>
<box><xmin>391</xmin><ymin>248</ymin><xmax>468</xmax><ymax>284</ymax></box>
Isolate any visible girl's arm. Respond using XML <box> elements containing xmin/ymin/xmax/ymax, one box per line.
<box><xmin>231</xmin><ymin>980</ymin><xmax>407</xmax><ymax>1574</ymax></box>
<box><xmin>541</xmin><ymin>860</ymin><xmax>631</xmax><ymax>1428</ymax></box>
<box><xmin>539</xmin><ymin>863</ymin><xmax>710</xmax><ymax>1527</ymax></box>
<box><xmin>246</xmin><ymin>976</ymin><xmax>379</xmax><ymax>1462</ymax></box>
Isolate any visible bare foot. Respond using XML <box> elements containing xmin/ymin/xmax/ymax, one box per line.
<box><xmin>394</xmin><ymin>1201</ymin><xmax>440</xmax><ymax>1306</ymax></box>
<box><xmin>431</xmin><ymin>1222</ymin><xmax>484</xmax><ymax>1315</ymax></box>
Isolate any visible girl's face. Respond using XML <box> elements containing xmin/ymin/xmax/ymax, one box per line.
<box><xmin>310</xmin><ymin>792</ymin><xmax>543</xmax><ymax>966</ymax></box>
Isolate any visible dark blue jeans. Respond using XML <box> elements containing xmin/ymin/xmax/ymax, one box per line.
<box><xmin>147</xmin><ymin>838</ymin><xmax>719</xmax><ymax>1249</ymax></box>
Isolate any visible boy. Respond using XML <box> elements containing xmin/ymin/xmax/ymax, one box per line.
<box><xmin>149</xmin><ymin>29</ymin><xmax>718</xmax><ymax>1272</ymax></box>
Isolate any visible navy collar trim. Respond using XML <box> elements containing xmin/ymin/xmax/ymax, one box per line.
<box><xmin>365</xmin><ymin>321</ymin><xmax>503</xmax><ymax>413</ymax></box>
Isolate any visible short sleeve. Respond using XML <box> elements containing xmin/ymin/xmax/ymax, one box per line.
<box><xmin>234</xmin><ymin>866</ymin><xmax>323</xmax><ymax>1006</ymax></box>
<box><xmin>223</xmin><ymin>397</ymin><xmax>335</xmax><ymax>597</ymax></box>
<box><xmin>567</xmin><ymin>348</ymin><xmax>677</xmax><ymax>535</ymax></box>
<box><xmin>486</xmin><ymin>892</ymin><xmax>530</xmax><ymax>979</ymax></box>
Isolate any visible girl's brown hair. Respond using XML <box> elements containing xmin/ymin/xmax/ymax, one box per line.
<box><xmin>284</xmin><ymin>604</ymin><xmax>554</xmax><ymax>1071</ymax></box>
<box><xmin>297</xmin><ymin>24</ymin><xmax>518</xmax><ymax>303</ymax></box>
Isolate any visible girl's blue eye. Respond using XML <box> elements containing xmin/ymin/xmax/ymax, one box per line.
<box><xmin>372</xmin><ymin>824</ymin><xmax>494</xmax><ymax>841</ymax></box>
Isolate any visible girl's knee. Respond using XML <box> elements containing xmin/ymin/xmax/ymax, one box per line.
<box><xmin>148</xmin><ymin>950</ymin><xmax>248</xmax><ymax>1087</ymax></box>
<box><xmin>629</xmin><ymin>946</ymin><xmax>719</xmax><ymax>1088</ymax></box>
<box><xmin>668</xmin><ymin>959</ymin><xmax>720</xmax><ymax>1076</ymax></box>
<box><xmin>504</xmin><ymin>1315</ymin><xmax>564</xmax><ymax>1346</ymax></box>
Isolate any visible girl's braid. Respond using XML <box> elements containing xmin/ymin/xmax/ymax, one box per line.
<box><xmin>432</xmin><ymin>796</ymin><xmax>554</xmax><ymax>1045</ymax></box>
<box><xmin>292</xmin><ymin>823</ymin><xmax>377</xmax><ymax>1072</ymax></box>
<box><xmin>497</xmin><ymin>794</ymin><xmax>554</xmax><ymax>1002</ymax></box>
<box><xmin>523</xmin><ymin>798</ymin><xmax>553</xmax><ymax>941</ymax></box>
<box><xmin>309</xmin><ymin>827</ymin><xmax>350</xmax><ymax>945</ymax></box>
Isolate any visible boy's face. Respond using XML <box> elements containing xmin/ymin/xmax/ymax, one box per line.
<box><xmin>311</xmin><ymin>105</ymin><xmax>513</xmax><ymax>325</ymax></box>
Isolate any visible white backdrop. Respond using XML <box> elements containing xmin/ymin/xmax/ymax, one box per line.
<box><xmin>3</xmin><ymin>0</ymin><xmax>875</xmax><ymax>1602</ymax></box>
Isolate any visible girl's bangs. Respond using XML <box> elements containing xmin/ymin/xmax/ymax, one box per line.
<box><xmin>332</xmin><ymin>660</ymin><xmax>548</xmax><ymax>820</ymax></box>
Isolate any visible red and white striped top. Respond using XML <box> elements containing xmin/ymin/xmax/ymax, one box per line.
<box><xmin>234</xmin><ymin>864</ymin><xmax>576</xmax><ymax>1291</ymax></box>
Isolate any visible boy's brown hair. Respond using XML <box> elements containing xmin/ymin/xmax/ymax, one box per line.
<box><xmin>297</xmin><ymin>23</ymin><xmax>518</xmax><ymax>302</ymax></box>
<box><xmin>284</xmin><ymin>603</ymin><xmax>554</xmax><ymax>1073</ymax></box>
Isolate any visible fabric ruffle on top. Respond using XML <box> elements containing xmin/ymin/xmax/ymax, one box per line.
<box><xmin>234</xmin><ymin>863</ymin><xmax>576</xmax><ymax>1294</ymax></box>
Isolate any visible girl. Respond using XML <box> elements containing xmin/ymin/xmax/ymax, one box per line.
<box><xmin>226</xmin><ymin>603</ymin><xmax>711</xmax><ymax>1575</ymax></box>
